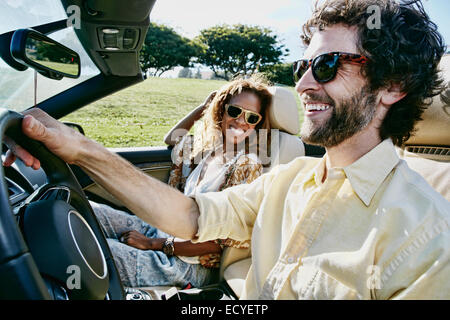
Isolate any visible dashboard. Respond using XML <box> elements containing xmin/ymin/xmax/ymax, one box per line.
<box><xmin>5</xmin><ymin>157</ymin><xmax>46</xmax><ymax>206</ymax></box>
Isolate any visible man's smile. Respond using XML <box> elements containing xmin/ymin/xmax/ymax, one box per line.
<box><xmin>304</xmin><ymin>102</ymin><xmax>333</xmax><ymax>118</ymax></box>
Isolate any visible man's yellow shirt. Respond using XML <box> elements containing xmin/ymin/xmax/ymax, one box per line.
<box><xmin>193</xmin><ymin>139</ymin><xmax>450</xmax><ymax>299</ymax></box>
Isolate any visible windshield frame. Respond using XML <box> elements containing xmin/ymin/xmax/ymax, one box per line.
<box><xmin>0</xmin><ymin>1</ymin><xmax>101</xmax><ymax>112</ymax></box>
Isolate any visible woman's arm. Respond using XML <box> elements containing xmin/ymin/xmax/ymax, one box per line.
<box><xmin>174</xmin><ymin>239</ymin><xmax>222</xmax><ymax>257</ymax></box>
<box><xmin>120</xmin><ymin>230</ymin><xmax>221</xmax><ymax>256</ymax></box>
<box><xmin>164</xmin><ymin>91</ymin><xmax>216</xmax><ymax>146</ymax></box>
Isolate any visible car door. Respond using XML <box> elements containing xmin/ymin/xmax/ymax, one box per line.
<box><xmin>71</xmin><ymin>145</ymin><xmax>173</xmax><ymax>209</ymax></box>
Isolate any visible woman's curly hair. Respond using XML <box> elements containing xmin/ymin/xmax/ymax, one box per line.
<box><xmin>192</xmin><ymin>74</ymin><xmax>273</xmax><ymax>158</ymax></box>
<box><xmin>301</xmin><ymin>0</ymin><xmax>446</xmax><ymax>146</ymax></box>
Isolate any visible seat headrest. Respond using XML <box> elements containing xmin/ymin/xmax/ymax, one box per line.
<box><xmin>405</xmin><ymin>54</ymin><xmax>450</xmax><ymax>147</ymax></box>
<box><xmin>268</xmin><ymin>86</ymin><xmax>300</xmax><ymax>135</ymax></box>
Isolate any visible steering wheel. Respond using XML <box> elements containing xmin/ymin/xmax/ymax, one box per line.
<box><xmin>0</xmin><ymin>109</ymin><xmax>125</xmax><ymax>300</ymax></box>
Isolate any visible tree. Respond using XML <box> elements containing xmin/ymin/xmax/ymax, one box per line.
<box><xmin>260</xmin><ymin>62</ymin><xmax>295</xmax><ymax>86</ymax></box>
<box><xmin>140</xmin><ymin>23</ymin><xmax>201</xmax><ymax>77</ymax></box>
<box><xmin>194</xmin><ymin>24</ymin><xmax>288</xmax><ymax>80</ymax></box>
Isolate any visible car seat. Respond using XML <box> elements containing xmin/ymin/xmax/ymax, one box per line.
<box><xmin>264</xmin><ymin>86</ymin><xmax>305</xmax><ymax>171</ymax></box>
<box><xmin>397</xmin><ymin>54</ymin><xmax>450</xmax><ymax>201</ymax></box>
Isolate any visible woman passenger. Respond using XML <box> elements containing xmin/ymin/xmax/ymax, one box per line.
<box><xmin>91</xmin><ymin>75</ymin><xmax>273</xmax><ymax>288</ymax></box>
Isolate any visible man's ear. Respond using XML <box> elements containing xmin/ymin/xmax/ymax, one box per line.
<box><xmin>379</xmin><ymin>83</ymin><xmax>407</xmax><ymax>107</ymax></box>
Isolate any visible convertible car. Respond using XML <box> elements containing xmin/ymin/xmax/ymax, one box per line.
<box><xmin>0</xmin><ymin>0</ymin><xmax>448</xmax><ymax>300</ymax></box>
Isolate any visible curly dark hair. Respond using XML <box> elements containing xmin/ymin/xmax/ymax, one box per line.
<box><xmin>301</xmin><ymin>0</ymin><xmax>447</xmax><ymax>146</ymax></box>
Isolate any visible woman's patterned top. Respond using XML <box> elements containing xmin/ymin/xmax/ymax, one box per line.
<box><xmin>167</xmin><ymin>135</ymin><xmax>262</xmax><ymax>268</ymax></box>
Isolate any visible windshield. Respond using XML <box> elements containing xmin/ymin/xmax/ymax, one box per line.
<box><xmin>0</xmin><ymin>0</ymin><xmax>100</xmax><ymax>112</ymax></box>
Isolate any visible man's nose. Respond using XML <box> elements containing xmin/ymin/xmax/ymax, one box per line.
<box><xmin>295</xmin><ymin>66</ymin><xmax>321</xmax><ymax>96</ymax></box>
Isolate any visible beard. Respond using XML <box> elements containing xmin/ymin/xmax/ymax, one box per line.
<box><xmin>300</xmin><ymin>86</ymin><xmax>378</xmax><ymax>148</ymax></box>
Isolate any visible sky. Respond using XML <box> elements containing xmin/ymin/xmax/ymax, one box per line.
<box><xmin>150</xmin><ymin>0</ymin><xmax>450</xmax><ymax>65</ymax></box>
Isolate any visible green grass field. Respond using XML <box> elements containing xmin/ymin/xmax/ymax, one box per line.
<box><xmin>32</xmin><ymin>60</ymin><xmax>79</xmax><ymax>76</ymax></box>
<box><xmin>61</xmin><ymin>77</ymin><xmax>303</xmax><ymax>148</ymax></box>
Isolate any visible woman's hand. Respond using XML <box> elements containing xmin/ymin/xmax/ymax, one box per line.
<box><xmin>201</xmin><ymin>90</ymin><xmax>217</xmax><ymax>108</ymax></box>
<box><xmin>194</xmin><ymin>90</ymin><xmax>217</xmax><ymax>119</ymax></box>
<box><xmin>163</xmin><ymin>90</ymin><xmax>217</xmax><ymax>146</ymax></box>
<box><xmin>120</xmin><ymin>230</ymin><xmax>162</xmax><ymax>250</ymax></box>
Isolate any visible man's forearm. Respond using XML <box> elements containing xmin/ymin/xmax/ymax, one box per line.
<box><xmin>76</xmin><ymin>138</ymin><xmax>200</xmax><ymax>239</ymax></box>
<box><xmin>11</xmin><ymin>110</ymin><xmax>200</xmax><ymax>239</ymax></box>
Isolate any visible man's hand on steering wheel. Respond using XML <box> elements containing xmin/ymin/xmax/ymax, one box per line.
<box><xmin>3</xmin><ymin>108</ymin><xmax>86</xmax><ymax>169</ymax></box>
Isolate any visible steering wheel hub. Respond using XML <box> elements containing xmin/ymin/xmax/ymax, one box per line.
<box><xmin>23</xmin><ymin>200</ymin><xmax>109</xmax><ymax>299</ymax></box>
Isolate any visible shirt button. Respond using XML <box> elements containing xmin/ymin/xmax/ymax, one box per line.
<box><xmin>287</xmin><ymin>257</ymin><xmax>294</xmax><ymax>264</ymax></box>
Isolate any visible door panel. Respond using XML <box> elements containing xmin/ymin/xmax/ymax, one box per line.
<box><xmin>71</xmin><ymin>146</ymin><xmax>173</xmax><ymax>209</ymax></box>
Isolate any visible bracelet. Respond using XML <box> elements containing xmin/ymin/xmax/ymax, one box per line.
<box><xmin>162</xmin><ymin>237</ymin><xmax>175</xmax><ymax>256</ymax></box>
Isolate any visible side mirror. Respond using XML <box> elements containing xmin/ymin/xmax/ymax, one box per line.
<box><xmin>10</xmin><ymin>29</ymin><xmax>80</xmax><ymax>80</ymax></box>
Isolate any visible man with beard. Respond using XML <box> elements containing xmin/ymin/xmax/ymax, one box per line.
<box><xmin>5</xmin><ymin>0</ymin><xmax>450</xmax><ymax>299</ymax></box>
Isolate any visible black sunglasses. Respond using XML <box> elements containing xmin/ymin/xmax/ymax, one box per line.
<box><xmin>293</xmin><ymin>51</ymin><xmax>368</xmax><ymax>84</ymax></box>
<box><xmin>225</xmin><ymin>104</ymin><xmax>263</xmax><ymax>125</ymax></box>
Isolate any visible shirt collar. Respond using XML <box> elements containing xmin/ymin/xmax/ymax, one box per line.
<box><xmin>342</xmin><ymin>139</ymin><xmax>400</xmax><ymax>206</ymax></box>
<box><xmin>313</xmin><ymin>157</ymin><xmax>327</xmax><ymax>186</ymax></box>
<box><xmin>302</xmin><ymin>139</ymin><xmax>400</xmax><ymax>206</ymax></box>
<box><xmin>310</xmin><ymin>156</ymin><xmax>345</xmax><ymax>184</ymax></box>
<box><xmin>301</xmin><ymin>154</ymin><xmax>345</xmax><ymax>190</ymax></box>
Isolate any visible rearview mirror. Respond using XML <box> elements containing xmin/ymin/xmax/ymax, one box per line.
<box><xmin>10</xmin><ymin>29</ymin><xmax>80</xmax><ymax>80</ymax></box>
